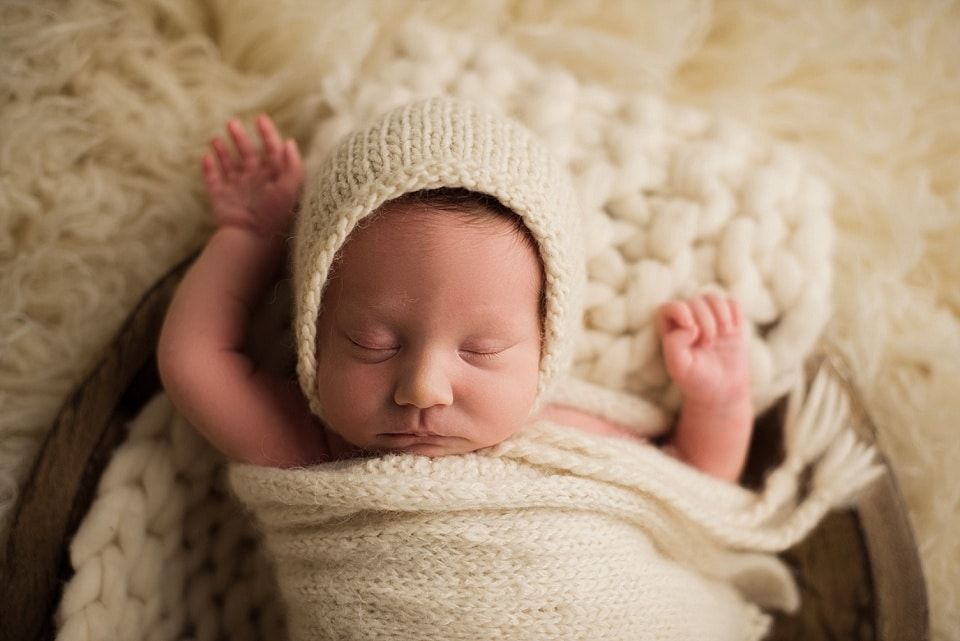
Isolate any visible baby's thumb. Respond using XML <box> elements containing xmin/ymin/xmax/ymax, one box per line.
<box><xmin>662</xmin><ymin>330</ymin><xmax>695</xmax><ymax>378</ymax></box>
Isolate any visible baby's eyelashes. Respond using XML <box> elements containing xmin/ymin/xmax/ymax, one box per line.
<box><xmin>458</xmin><ymin>348</ymin><xmax>505</xmax><ymax>361</ymax></box>
<box><xmin>348</xmin><ymin>337</ymin><xmax>399</xmax><ymax>351</ymax></box>
<box><xmin>342</xmin><ymin>331</ymin><xmax>517</xmax><ymax>365</ymax></box>
<box><xmin>343</xmin><ymin>333</ymin><xmax>400</xmax><ymax>363</ymax></box>
<box><xmin>344</xmin><ymin>327</ymin><xmax>399</xmax><ymax>350</ymax></box>
<box><xmin>459</xmin><ymin>336</ymin><xmax>524</xmax><ymax>356</ymax></box>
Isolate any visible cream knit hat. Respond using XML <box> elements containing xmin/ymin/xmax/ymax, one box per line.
<box><xmin>293</xmin><ymin>97</ymin><xmax>583</xmax><ymax>418</ymax></box>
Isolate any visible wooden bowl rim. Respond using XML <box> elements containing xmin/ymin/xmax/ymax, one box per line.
<box><xmin>0</xmin><ymin>255</ymin><xmax>929</xmax><ymax>641</ymax></box>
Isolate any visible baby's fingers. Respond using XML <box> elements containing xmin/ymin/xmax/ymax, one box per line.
<box><xmin>705</xmin><ymin>293</ymin><xmax>734</xmax><ymax>335</ymax></box>
<box><xmin>280</xmin><ymin>139</ymin><xmax>304</xmax><ymax>189</ymax></box>
<box><xmin>201</xmin><ymin>153</ymin><xmax>222</xmax><ymax>191</ymax></box>
<box><xmin>211</xmin><ymin>136</ymin><xmax>238</xmax><ymax>179</ymax></box>
<box><xmin>689</xmin><ymin>297</ymin><xmax>717</xmax><ymax>345</ymax></box>
<box><xmin>227</xmin><ymin>119</ymin><xmax>257</xmax><ymax>170</ymax></box>
<box><xmin>256</xmin><ymin>114</ymin><xmax>283</xmax><ymax>167</ymax></box>
<box><xmin>656</xmin><ymin>300</ymin><xmax>697</xmax><ymax>339</ymax></box>
<box><xmin>661</xmin><ymin>330</ymin><xmax>698</xmax><ymax>385</ymax></box>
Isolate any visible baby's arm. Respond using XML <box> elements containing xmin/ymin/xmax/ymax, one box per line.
<box><xmin>158</xmin><ymin>116</ymin><xmax>324</xmax><ymax>467</ymax></box>
<box><xmin>540</xmin><ymin>295</ymin><xmax>751</xmax><ymax>482</ymax></box>
<box><xmin>656</xmin><ymin>295</ymin><xmax>753</xmax><ymax>482</ymax></box>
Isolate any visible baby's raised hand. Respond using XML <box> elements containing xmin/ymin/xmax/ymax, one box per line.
<box><xmin>202</xmin><ymin>115</ymin><xmax>304</xmax><ymax>238</ymax></box>
<box><xmin>655</xmin><ymin>295</ymin><xmax>750</xmax><ymax>404</ymax></box>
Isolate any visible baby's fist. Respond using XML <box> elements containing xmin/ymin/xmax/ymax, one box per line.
<box><xmin>655</xmin><ymin>295</ymin><xmax>750</xmax><ymax>404</ymax></box>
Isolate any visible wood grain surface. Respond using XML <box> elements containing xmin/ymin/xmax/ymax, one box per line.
<box><xmin>0</xmin><ymin>257</ymin><xmax>192</xmax><ymax>641</ymax></box>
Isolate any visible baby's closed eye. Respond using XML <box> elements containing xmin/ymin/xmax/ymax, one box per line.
<box><xmin>458</xmin><ymin>336</ymin><xmax>522</xmax><ymax>357</ymax></box>
<box><xmin>343</xmin><ymin>326</ymin><xmax>398</xmax><ymax>348</ymax></box>
<box><xmin>458</xmin><ymin>347</ymin><xmax>505</xmax><ymax>361</ymax></box>
<box><xmin>348</xmin><ymin>337</ymin><xmax>399</xmax><ymax>351</ymax></box>
<box><xmin>344</xmin><ymin>332</ymin><xmax>399</xmax><ymax>363</ymax></box>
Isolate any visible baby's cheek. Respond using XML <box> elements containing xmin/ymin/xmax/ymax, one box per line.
<box><xmin>315</xmin><ymin>363</ymin><xmax>386</xmax><ymax>439</ymax></box>
<box><xmin>319</xmin><ymin>362</ymin><xmax>375</xmax><ymax>405</ymax></box>
<box><xmin>468</xmin><ymin>369</ymin><xmax>538</xmax><ymax>440</ymax></box>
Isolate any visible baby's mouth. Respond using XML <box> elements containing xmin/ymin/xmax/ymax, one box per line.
<box><xmin>383</xmin><ymin>416</ymin><xmax>448</xmax><ymax>438</ymax></box>
<box><xmin>382</xmin><ymin>431</ymin><xmax>446</xmax><ymax>438</ymax></box>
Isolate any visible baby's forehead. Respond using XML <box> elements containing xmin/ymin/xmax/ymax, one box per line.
<box><xmin>321</xmin><ymin>268</ymin><xmax>542</xmax><ymax>343</ymax></box>
<box><xmin>332</xmin><ymin>293</ymin><xmax>533</xmax><ymax>330</ymax></box>
<box><xmin>322</xmin><ymin>214</ymin><xmax>542</xmax><ymax>319</ymax></box>
<box><xmin>336</xmin><ymin>202</ymin><xmax>541</xmax><ymax>264</ymax></box>
<box><xmin>334</xmin><ymin>220</ymin><xmax>541</xmax><ymax>281</ymax></box>
<box><xmin>371</xmin><ymin>190</ymin><xmax>533</xmax><ymax>236</ymax></box>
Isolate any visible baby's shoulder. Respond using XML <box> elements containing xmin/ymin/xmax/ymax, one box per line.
<box><xmin>536</xmin><ymin>405</ymin><xmax>649</xmax><ymax>444</ymax></box>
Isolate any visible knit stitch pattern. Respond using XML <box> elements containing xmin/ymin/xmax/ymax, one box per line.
<box><xmin>56</xmin><ymin>363</ymin><xmax>881</xmax><ymax>641</ymax></box>
<box><xmin>228</xmin><ymin>365</ymin><xmax>880</xmax><ymax>641</ymax></box>
<box><xmin>229</xmin><ymin>427</ymin><xmax>772</xmax><ymax>641</ymax></box>
<box><xmin>299</xmin><ymin>20</ymin><xmax>836</xmax><ymax>415</ymax></box>
<box><xmin>56</xmin><ymin>19</ymin><xmax>851</xmax><ymax>641</ymax></box>
<box><xmin>293</xmin><ymin>96</ymin><xmax>584</xmax><ymax>418</ymax></box>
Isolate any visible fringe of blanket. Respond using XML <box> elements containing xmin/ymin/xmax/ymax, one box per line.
<box><xmin>486</xmin><ymin>362</ymin><xmax>883</xmax><ymax>612</ymax></box>
<box><xmin>53</xmin><ymin>362</ymin><xmax>882</xmax><ymax>639</ymax></box>
<box><xmin>500</xmin><ymin>361</ymin><xmax>884</xmax><ymax>554</ymax></box>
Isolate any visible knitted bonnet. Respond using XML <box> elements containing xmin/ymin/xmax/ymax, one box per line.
<box><xmin>293</xmin><ymin>97</ymin><xmax>583</xmax><ymax>419</ymax></box>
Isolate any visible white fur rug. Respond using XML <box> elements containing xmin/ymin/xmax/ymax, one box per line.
<box><xmin>2</xmin><ymin>1</ymin><xmax>958</xmax><ymax>638</ymax></box>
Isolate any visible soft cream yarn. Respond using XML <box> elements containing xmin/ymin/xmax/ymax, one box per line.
<box><xmin>229</xmin><ymin>426</ymin><xmax>773</xmax><ymax>641</ymax></box>
<box><xmin>56</xmin><ymin>395</ymin><xmax>286</xmax><ymax>641</ymax></box>
<box><xmin>305</xmin><ymin>20</ymin><xmax>835</xmax><ymax>416</ymax></box>
<box><xmin>54</xmin><ymin>18</ymin><xmax>864</xmax><ymax>641</ymax></box>
<box><xmin>293</xmin><ymin>96</ymin><xmax>584</xmax><ymax>418</ymax></box>
<box><xmin>226</xmin><ymin>364</ymin><xmax>879</xmax><ymax>641</ymax></box>
<box><xmin>56</xmin><ymin>364</ymin><xmax>881</xmax><ymax>641</ymax></box>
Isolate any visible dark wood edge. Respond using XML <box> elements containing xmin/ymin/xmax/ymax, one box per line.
<box><xmin>815</xmin><ymin>349</ymin><xmax>930</xmax><ymax>641</ymax></box>
<box><xmin>0</xmin><ymin>255</ymin><xmax>196</xmax><ymax>641</ymax></box>
<box><xmin>0</xmin><ymin>270</ymin><xmax>930</xmax><ymax>641</ymax></box>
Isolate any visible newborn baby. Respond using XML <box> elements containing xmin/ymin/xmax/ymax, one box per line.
<box><xmin>157</xmin><ymin>98</ymin><xmax>817</xmax><ymax>641</ymax></box>
<box><xmin>158</xmin><ymin>100</ymin><xmax>752</xmax><ymax>483</ymax></box>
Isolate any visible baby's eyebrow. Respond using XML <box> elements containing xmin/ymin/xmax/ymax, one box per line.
<box><xmin>336</xmin><ymin>297</ymin><xmax>415</xmax><ymax>321</ymax></box>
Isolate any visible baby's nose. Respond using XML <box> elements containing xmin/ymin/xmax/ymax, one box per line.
<box><xmin>393</xmin><ymin>355</ymin><xmax>453</xmax><ymax>409</ymax></box>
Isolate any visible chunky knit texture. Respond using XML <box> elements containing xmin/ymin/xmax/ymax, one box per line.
<box><xmin>53</xmin><ymin>20</ymin><xmax>884</xmax><ymax>641</ymax></box>
<box><xmin>55</xmin><ymin>364</ymin><xmax>882</xmax><ymax>641</ymax></box>
<box><xmin>228</xmin><ymin>365</ymin><xmax>881</xmax><ymax>641</ymax></box>
<box><xmin>293</xmin><ymin>97</ymin><xmax>584</xmax><ymax>418</ymax></box>
<box><xmin>299</xmin><ymin>60</ymin><xmax>837</xmax><ymax>418</ymax></box>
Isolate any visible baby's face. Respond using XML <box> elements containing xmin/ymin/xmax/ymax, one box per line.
<box><xmin>314</xmin><ymin>202</ymin><xmax>543</xmax><ymax>457</ymax></box>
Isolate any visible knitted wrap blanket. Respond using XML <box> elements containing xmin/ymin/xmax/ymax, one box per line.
<box><xmin>229</xmin><ymin>370</ymin><xmax>881</xmax><ymax>641</ymax></box>
<box><xmin>55</xmin><ymin>19</ymin><xmax>859</xmax><ymax>641</ymax></box>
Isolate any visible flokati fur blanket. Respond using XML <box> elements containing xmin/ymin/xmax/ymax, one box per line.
<box><xmin>53</xmin><ymin>16</ymin><xmax>876</xmax><ymax>641</ymax></box>
<box><xmin>0</xmin><ymin>4</ymin><xmax>945</xmax><ymax>639</ymax></box>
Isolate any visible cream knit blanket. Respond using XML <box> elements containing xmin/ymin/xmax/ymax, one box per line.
<box><xmin>51</xmin><ymin>20</ymin><xmax>878</xmax><ymax>640</ymax></box>
<box><xmin>6</xmin><ymin>8</ymin><xmax>949</xmax><ymax>639</ymax></box>
<box><xmin>228</xmin><ymin>369</ymin><xmax>881</xmax><ymax>641</ymax></box>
